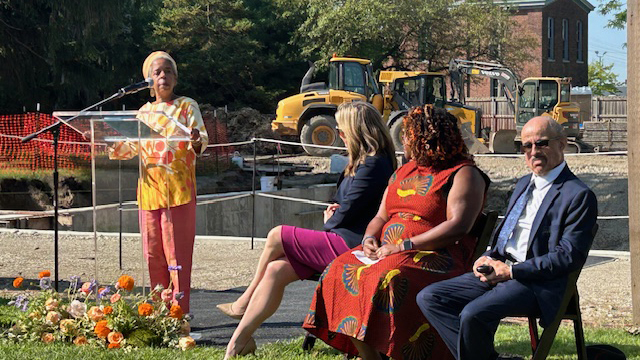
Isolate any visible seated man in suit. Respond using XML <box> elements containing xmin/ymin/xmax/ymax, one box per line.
<box><xmin>416</xmin><ymin>116</ymin><xmax>598</xmax><ymax>360</ymax></box>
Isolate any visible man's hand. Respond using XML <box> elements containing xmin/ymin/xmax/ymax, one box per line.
<box><xmin>323</xmin><ymin>203</ymin><xmax>340</xmax><ymax>223</ymax></box>
<box><xmin>473</xmin><ymin>256</ymin><xmax>512</xmax><ymax>285</ymax></box>
<box><xmin>375</xmin><ymin>243</ymin><xmax>401</xmax><ymax>260</ymax></box>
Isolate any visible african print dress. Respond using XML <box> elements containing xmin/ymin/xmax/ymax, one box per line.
<box><xmin>303</xmin><ymin>159</ymin><xmax>479</xmax><ymax>360</ymax></box>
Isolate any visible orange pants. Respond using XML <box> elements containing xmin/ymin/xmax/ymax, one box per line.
<box><xmin>139</xmin><ymin>197</ymin><xmax>196</xmax><ymax>314</ymax></box>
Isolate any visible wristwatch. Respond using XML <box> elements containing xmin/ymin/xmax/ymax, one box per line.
<box><xmin>401</xmin><ymin>238</ymin><xmax>413</xmax><ymax>251</ymax></box>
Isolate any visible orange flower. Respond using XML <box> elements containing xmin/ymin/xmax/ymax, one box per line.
<box><xmin>73</xmin><ymin>336</ymin><xmax>88</xmax><ymax>346</ymax></box>
<box><xmin>169</xmin><ymin>304</ymin><xmax>184</xmax><ymax>319</ymax></box>
<box><xmin>41</xmin><ymin>332</ymin><xmax>55</xmax><ymax>343</ymax></box>
<box><xmin>94</xmin><ymin>320</ymin><xmax>111</xmax><ymax>339</ymax></box>
<box><xmin>13</xmin><ymin>277</ymin><xmax>23</xmax><ymax>288</ymax></box>
<box><xmin>117</xmin><ymin>275</ymin><xmax>134</xmax><ymax>291</ymax></box>
<box><xmin>138</xmin><ymin>303</ymin><xmax>154</xmax><ymax>316</ymax></box>
<box><xmin>107</xmin><ymin>331</ymin><xmax>123</xmax><ymax>344</ymax></box>
<box><xmin>108</xmin><ymin>343</ymin><xmax>121</xmax><ymax>349</ymax></box>
<box><xmin>103</xmin><ymin>306</ymin><xmax>113</xmax><ymax>315</ymax></box>
<box><xmin>38</xmin><ymin>270</ymin><xmax>51</xmax><ymax>279</ymax></box>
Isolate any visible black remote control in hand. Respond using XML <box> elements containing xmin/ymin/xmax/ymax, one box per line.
<box><xmin>476</xmin><ymin>265</ymin><xmax>494</xmax><ymax>274</ymax></box>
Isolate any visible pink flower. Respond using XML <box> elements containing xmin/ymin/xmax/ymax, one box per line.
<box><xmin>87</xmin><ymin>306</ymin><xmax>105</xmax><ymax>322</ymax></box>
<box><xmin>68</xmin><ymin>300</ymin><xmax>87</xmax><ymax>319</ymax></box>
<box><xmin>46</xmin><ymin>311</ymin><xmax>61</xmax><ymax>325</ymax></box>
<box><xmin>81</xmin><ymin>282</ymin><xmax>92</xmax><ymax>294</ymax></box>
<box><xmin>161</xmin><ymin>289</ymin><xmax>173</xmax><ymax>303</ymax></box>
<box><xmin>45</xmin><ymin>298</ymin><xmax>59</xmax><ymax>311</ymax></box>
<box><xmin>110</xmin><ymin>293</ymin><xmax>121</xmax><ymax>303</ymax></box>
<box><xmin>178</xmin><ymin>336</ymin><xmax>196</xmax><ymax>351</ymax></box>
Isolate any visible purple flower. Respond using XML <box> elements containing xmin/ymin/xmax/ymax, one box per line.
<box><xmin>12</xmin><ymin>295</ymin><xmax>29</xmax><ymax>311</ymax></box>
<box><xmin>168</xmin><ymin>265</ymin><xmax>182</xmax><ymax>271</ymax></box>
<box><xmin>69</xmin><ymin>275</ymin><xmax>81</xmax><ymax>287</ymax></box>
<box><xmin>174</xmin><ymin>291</ymin><xmax>184</xmax><ymax>300</ymax></box>
<box><xmin>39</xmin><ymin>277</ymin><xmax>51</xmax><ymax>290</ymax></box>
<box><xmin>88</xmin><ymin>279</ymin><xmax>97</xmax><ymax>293</ymax></box>
<box><xmin>98</xmin><ymin>286</ymin><xmax>111</xmax><ymax>299</ymax></box>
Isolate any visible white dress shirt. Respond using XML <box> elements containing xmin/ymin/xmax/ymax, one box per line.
<box><xmin>504</xmin><ymin>161</ymin><xmax>566</xmax><ymax>262</ymax></box>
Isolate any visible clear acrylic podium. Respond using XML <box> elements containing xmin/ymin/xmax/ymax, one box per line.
<box><xmin>52</xmin><ymin>110</ymin><xmax>190</xmax><ymax>292</ymax></box>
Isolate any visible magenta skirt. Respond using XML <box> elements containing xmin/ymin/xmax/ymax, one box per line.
<box><xmin>281</xmin><ymin>225</ymin><xmax>351</xmax><ymax>280</ymax></box>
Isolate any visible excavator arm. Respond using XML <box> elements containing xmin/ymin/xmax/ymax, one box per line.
<box><xmin>448</xmin><ymin>59</ymin><xmax>520</xmax><ymax>113</ymax></box>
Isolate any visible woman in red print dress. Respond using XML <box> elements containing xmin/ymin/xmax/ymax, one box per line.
<box><xmin>109</xmin><ymin>51</ymin><xmax>208</xmax><ymax>314</ymax></box>
<box><xmin>303</xmin><ymin>106</ymin><xmax>490</xmax><ymax>360</ymax></box>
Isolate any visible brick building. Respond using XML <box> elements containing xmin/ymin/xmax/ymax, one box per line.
<box><xmin>469</xmin><ymin>0</ymin><xmax>594</xmax><ymax>98</ymax></box>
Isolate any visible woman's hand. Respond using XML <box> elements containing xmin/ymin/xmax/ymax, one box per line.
<box><xmin>190</xmin><ymin>128</ymin><xmax>201</xmax><ymax>141</ymax></box>
<box><xmin>375</xmin><ymin>243</ymin><xmax>401</xmax><ymax>259</ymax></box>
<box><xmin>362</xmin><ymin>236</ymin><xmax>379</xmax><ymax>260</ymax></box>
<box><xmin>323</xmin><ymin>203</ymin><xmax>340</xmax><ymax>223</ymax></box>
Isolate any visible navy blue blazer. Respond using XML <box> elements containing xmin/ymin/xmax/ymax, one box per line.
<box><xmin>324</xmin><ymin>154</ymin><xmax>395</xmax><ymax>248</ymax></box>
<box><xmin>486</xmin><ymin>165</ymin><xmax>598</xmax><ymax>326</ymax></box>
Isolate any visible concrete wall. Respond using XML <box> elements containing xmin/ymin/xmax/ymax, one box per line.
<box><xmin>68</xmin><ymin>184</ymin><xmax>336</xmax><ymax>237</ymax></box>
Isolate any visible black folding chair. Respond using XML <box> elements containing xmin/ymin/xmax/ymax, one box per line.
<box><xmin>528</xmin><ymin>270</ymin><xmax>587</xmax><ymax>360</ymax></box>
<box><xmin>527</xmin><ymin>223</ymin><xmax>598</xmax><ymax>360</ymax></box>
<box><xmin>301</xmin><ymin>210</ymin><xmax>499</xmax><ymax>352</ymax></box>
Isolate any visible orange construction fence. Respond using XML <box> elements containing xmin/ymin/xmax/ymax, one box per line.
<box><xmin>0</xmin><ymin>112</ymin><xmax>232</xmax><ymax>172</ymax></box>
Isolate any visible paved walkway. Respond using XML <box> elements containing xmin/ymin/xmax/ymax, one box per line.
<box><xmin>189</xmin><ymin>255</ymin><xmax>615</xmax><ymax>348</ymax></box>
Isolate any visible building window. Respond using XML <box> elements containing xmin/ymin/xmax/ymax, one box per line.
<box><xmin>547</xmin><ymin>17</ymin><xmax>555</xmax><ymax>60</ymax></box>
<box><xmin>562</xmin><ymin>19</ymin><xmax>569</xmax><ymax>61</ymax></box>
<box><xmin>490</xmin><ymin>79</ymin><xmax>503</xmax><ymax>97</ymax></box>
<box><xmin>576</xmin><ymin>20</ymin><xmax>583</xmax><ymax>62</ymax></box>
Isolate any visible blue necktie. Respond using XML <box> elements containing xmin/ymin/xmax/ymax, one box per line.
<box><xmin>496</xmin><ymin>181</ymin><xmax>535</xmax><ymax>256</ymax></box>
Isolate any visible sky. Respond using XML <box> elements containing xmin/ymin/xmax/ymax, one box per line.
<box><xmin>589</xmin><ymin>6</ymin><xmax>627</xmax><ymax>82</ymax></box>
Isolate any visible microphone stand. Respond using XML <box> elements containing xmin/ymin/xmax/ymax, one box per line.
<box><xmin>21</xmin><ymin>90</ymin><xmax>131</xmax><ymax>291</ymax></box>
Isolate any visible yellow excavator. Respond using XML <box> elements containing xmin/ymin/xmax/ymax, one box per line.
<box><xmin>271</xmin><ymin>56</ymin><xmax>482</xmax><ymax>155</ymax></box>
<box><xmin>449</xmin><ymin>59</ymin><xmax>585</xmax><ymax>153</ymax></box>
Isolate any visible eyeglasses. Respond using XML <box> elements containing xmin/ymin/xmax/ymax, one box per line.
<box><xmin>522</xmin><ymin>137</ymin><xmax>559</xmax><ymax>151</ymax></box>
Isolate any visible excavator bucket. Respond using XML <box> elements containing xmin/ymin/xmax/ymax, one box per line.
<box><xmin>459</xmin><ymin>122</ymin><xmax>490</xmax><ymax>154</ymax></box>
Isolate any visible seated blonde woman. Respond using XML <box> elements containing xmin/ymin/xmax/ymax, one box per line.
<box><xmin>217</xmin><ymin>101</ymin><xmax>397</xmax><ymax>358</ymax></box>
<box><xmin>302</xmin><ymin>106</ymin><xmax>490</xmax><ymax>360</ymax></box>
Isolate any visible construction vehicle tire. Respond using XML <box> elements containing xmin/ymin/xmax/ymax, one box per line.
<box><xmin>300</xmin><ymin>115</ymin><xmax>344</xmax><ymax>156</ymax></box>
<box><xmin>389</xmin><ymin>119</ymin><xmax>404</xmax><ymax>151</ymax></box>
<box><xmin>490</xmin><ymin>130</ymin><xmax>518</xmax><ymax>153</ymax></box>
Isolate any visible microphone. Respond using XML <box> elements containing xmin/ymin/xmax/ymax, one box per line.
<box><xmin>118</xmin><ymin>78</ymin><xmax>154</xmax><ymax>95</ymax></box>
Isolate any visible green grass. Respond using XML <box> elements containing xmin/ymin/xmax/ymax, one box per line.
<box><xmin>0</xmin><ymin>323</ymin><xmax>637</xmax><ymax>359</ymax></box>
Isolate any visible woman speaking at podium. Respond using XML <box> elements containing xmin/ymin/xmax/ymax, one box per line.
<box><xmin>109</xmin><ymin>51</ymin><xmax>208</xmax><ymax>315</ymax></box>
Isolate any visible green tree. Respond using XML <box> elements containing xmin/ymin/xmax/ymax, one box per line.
<box><xmin>588</xmin><ymin>60</ymin><xmax>621</xmax><ymax>95</ymax></box>
<box><xmin>150</xmin><ymin>0</ymin><xmax>308</xmax><ymax>112</ymax></box>
<box><xmin>283</xmin><ymin>0</ymin><xmax>535</xmax><ymax>73</ymax></box>
<box><xmin>0</xmin><ymin>0</ymin><xmax>160</xmax><ymax>113</ymax></box>
<box><xmin>599</xmin><ymin>0</ymin><xmax>626</xmax><ymax>30</ymax></box>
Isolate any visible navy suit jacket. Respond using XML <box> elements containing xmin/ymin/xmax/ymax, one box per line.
<box><xmin>485</xmin><ymin>165</ymin><xmax>598</xmax><ymax>326</ymax></box>
<box><xmin>324</xmin><ymin>154</ymin><xmax>395</xmax><ymax>248</ymax></box>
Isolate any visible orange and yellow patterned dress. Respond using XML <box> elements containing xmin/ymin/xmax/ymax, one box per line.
<box><xmin>303</xmin><ymin>159</ymin><xmax>480</xmax><ymax>360</ymax></box>
<box><xmin>108</xmin><ymin>97</ymin><xmax>208</xmax><ymax>210</ymax></box>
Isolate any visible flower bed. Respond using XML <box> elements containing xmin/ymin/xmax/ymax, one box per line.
<box><xmin>2</xmin><ymin>271</ymin><xmax>195</xmax><ymax>351</ymax></box>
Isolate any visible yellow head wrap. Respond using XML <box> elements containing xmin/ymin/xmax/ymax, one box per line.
<box><xmin>142</xmin><ymin>51</ymin><xmax>178</xmax><ymax>96</ymax></box>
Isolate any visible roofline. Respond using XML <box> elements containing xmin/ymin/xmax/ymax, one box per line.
<box><xmin>496</xmin><ymin>0</ymin><xmax>594</xmax><ymax>12</ymax></box>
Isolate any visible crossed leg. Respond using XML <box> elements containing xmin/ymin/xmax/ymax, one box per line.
<box><xmin>223</xmin><ymin>225</ymin><xmax>301</xmax><ymax>358</ymax></box>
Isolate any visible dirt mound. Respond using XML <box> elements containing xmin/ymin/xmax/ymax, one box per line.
<box><xmin>200</xmin><ymin>105</ymin><xmax>301</xmax><ymax>155</ymax></box>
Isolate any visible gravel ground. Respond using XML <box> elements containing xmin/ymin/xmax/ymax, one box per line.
<box><xmin>0</xmin><ymin>154</ymin><xmax>633</xmax><ymax>328</ymax></box>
